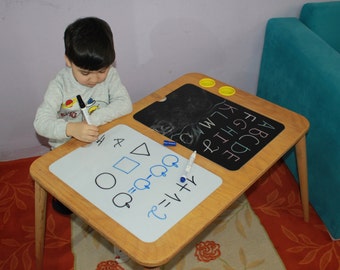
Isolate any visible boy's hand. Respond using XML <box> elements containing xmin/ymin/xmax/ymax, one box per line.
<box><xmin>66</xmin><ymin>122</ymin><xmax>99</xmax><ymax>143</ymax></box>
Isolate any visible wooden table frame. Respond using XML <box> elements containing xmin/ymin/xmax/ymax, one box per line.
<box><xmin>30</xmin><ymin>73</ymin><xmax>309</xmax><ymax>270</ymax></box>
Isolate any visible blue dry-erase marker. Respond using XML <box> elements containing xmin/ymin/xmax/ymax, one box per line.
<box><xmin>180</xmin><ymin>150</ymin><xmax>197</xmax><ymax>182</ymax></box>
<box><xmin>163</xmin><ymin>140</ymin><xmax>176</xmax><ymax>146</ymax></box>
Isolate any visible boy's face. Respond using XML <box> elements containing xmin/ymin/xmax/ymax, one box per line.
<box><xmin>65</xmin><ymin>56</ymin><xmax>110</xmax><ymax>88</ymax></box>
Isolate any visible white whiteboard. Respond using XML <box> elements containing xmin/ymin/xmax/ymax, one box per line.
<box><xmin>49</xmin><ymin>124</ymin><xmax>222</xmax><ymax>242</ymax></box>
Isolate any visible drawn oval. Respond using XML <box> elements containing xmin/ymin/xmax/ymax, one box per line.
<box><xmin>95</xmin><ymin>172</ymin><xmax>117</xmax><ymax>190</ymax></box>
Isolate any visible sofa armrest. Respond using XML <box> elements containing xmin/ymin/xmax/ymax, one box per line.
<box><xmin>257</xmin><ymin>17</ymin><xmax>340</xmax><ymax>238</ymax></box>
<box><xmin>300</xmin><ymin>2</ymin><xmax>340</xmax><ymax>52</ymax></box>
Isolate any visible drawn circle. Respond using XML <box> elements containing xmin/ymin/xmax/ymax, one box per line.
<box><xmin>134</xmin><ymin>178</ymin><xmax>151</xmax><ymax>190</ymax></box>
<box><xmin>95</xmin><ymin>172</ymin><xmax>117</xmax><ymax>189</ymax></box>
<box><xmin>199</xmin><ymin>78</ymin><xmax>216</xmax><ymax>88</ymax></box>
<box><xmin>150</xmin><ymin>164</ymin><xmax>168</xmax><ymax>177</ymax></box>
<box><xmin>218</xmin><ymin>86</ymin><xmax>236</xmax><ymax>96</ymax></box>
<box><xmin>162</xmin><ymin>154</ymin><xmax>179</xmax><ymax>168</ymax></box>
<box><xmin>112</xmin><ymin>193</ymin><xmax>132</xmax><ymax>208</ymax></box>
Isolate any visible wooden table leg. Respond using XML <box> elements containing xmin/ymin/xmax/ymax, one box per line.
<box><xmin>35</xmin><ymin>181</ymin><xmax>47</xmax><ymax>270</ymax></box>
<box><xmin>295</xmin><ymin>135</ymin><xmax>309</xmax><ymax>222</ymax></box>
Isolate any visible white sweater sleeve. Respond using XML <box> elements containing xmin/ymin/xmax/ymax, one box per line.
<box><xmin>89</xmin><ymin>68</ymin><xmax>133</xmax><ymax>126</ymax></box>
<box><xmin>33</xmin><ymin>81</ymin><xmax>70</xmax><ymax>142</ymax></box>
<box><xmin>34</xmin><ymin>67</ymin><xmax>133</xmax><ymax>148</ymax></box>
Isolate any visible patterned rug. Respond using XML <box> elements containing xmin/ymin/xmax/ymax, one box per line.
<box><xmin>1</xmin><ymin>157</ymin><xmax>339</xmax><ymax>270</ymax></box>
<box><xmin>71</xmin><ymin>194</ymin><xmax>284</xmax><ymax>269</ymax></box>
<box><xmin>0</xmin><ymin>157</ymin><xmax>73</xmax><ymax>270</ymax></box>
<box><xmin>246</xmin><ymin>160</ymin><xmax>340</xmax><ymax>270</ymax></box>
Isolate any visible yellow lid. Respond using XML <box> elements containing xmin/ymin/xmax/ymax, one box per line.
<box><xmin>199</xmin><ymin>78</ymin><xmax>216</xmax><ymax>88</ymax></box>
<box><xmin>218</xmin><ymin>86</ymin><xmax>236</xmax><ymax>96</ymax></box>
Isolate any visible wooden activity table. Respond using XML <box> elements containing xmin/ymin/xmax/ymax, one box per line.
<box><xmin>30</xmin><ymin>73</ymin><xmax>309</xmax><ymax>269</ymax></box>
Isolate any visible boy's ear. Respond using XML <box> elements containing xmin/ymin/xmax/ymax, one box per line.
<box><xmin>64</xmin><ymin>55</ymin><xmax>72</xmax><ymax>67</ymax></box>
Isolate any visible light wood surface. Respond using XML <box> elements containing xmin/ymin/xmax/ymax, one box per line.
<box><xmin>30</xmin><ymin>73</ymin><xmax>309</xmax><ymax>269</ymax></box>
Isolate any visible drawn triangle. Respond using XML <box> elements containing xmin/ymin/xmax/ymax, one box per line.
<box><xmin>130</xmin><ymin>142</ymin><xmax>150</xmax><ymax>156</ymax></box>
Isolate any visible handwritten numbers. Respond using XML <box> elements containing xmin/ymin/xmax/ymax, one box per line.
<box><xmin>113</xmin><ymin>138</ymin><xmax>125</xmax><ymax>147</ymax></box>
<box><xmin>148</xmin><ymin>205</ymin><xmax>167</xmax><ymax>220</ymax></box>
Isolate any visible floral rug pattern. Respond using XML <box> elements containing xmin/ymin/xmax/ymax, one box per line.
<box><xmin>0</xmin><ymin>157</ymin><xmax>73</xmax><ymax>270</ymax></box>
<box><xmin>1</xmin><ymin>157</ymin><xmax>339</xmax><ymax>270</ymax></box>
<box><xmin>246</xmin><ymin>160</ymin><xmax>340</xmax><ymax>270</ymax></box>
<box><xmin>71</xmin><ymin>195</ymin><xmax>285</xmax><ymax>270</ymax></box>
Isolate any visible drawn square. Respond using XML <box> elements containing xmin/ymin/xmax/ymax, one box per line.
<box><xmin>113</xmin><ymin>156</ymin><xmax>140</xmax><ymax>174</ymax></box>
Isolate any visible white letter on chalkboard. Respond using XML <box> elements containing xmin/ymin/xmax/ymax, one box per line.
<box><xmin>233</xmin><ymin>119</ymin><xmax>247</xmax><ymax>130</ymax></box>
<box><xmin>222</xmin><ymin>150</ymin><xmax>240</xmax><ymax>161</ymax></box>
<box><xmin>239</xmin><ymin>134</ymin><xmax>260</xmax><ymax>146</ymax></box>
<box><xmin>258</xmin><ymin>120</ymin><xmax>275</xmax><ymax>130</ymax></box>
<box><xmin>199</xmin><ymin>117</ymin><xmax>216</xmax><ymax>129</ymax></box>
<box><xmin>179</xmin><ymin>132</ymin><xmax>194</xmax><ymax>145</ymax></box>
<box><xmin>221</xmin><ymin>126</ymin><xmax>238</xmax><ymax>137</ymax></box>
<box><xmin>203</xmin><ymin>139</ymin><xmax>220</xmax><ymax>153</ymax></box>
<box><xmin>211</xmin><ymin>111</ymin><xmax>229</xmax><ymax>121</ymax></box>
<box><xmin>220</xmin><ymin>103</ymin><xmax>238</xmax><ymax>114</ymax></box>
<box><xmin>249</xmin><ymin>128</ymin><xmax>269</xmax><ymax>139</ymax></box>
<box><xmin>213</xmin><ymin>132</ymin><xmax>229</xmax><ymax>144</ymax></box>
<box><xmin>231</xmin><ymin>142</ymin><xmax>251</xmax><ymax>154</ymax></box>
<box><xmin>243</xmin><ymin>112</ymin><xmax>257</xmax><ymax>122</ymax></box>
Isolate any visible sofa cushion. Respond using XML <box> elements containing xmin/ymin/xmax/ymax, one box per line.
<box><xmin>257</xmin><ymin>16</ymin><xmax>340</xmax><ymax>239</ymax></box>
<box><xmin>300</xmin><ymin>1</ymin><xmax>340</xmax><ymax>52</ymax></box>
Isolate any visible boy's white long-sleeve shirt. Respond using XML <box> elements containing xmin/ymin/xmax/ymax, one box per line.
<box><xmin>34</xmin><ymin>66</ymin><xmax>133</xmax><ymax>149</ymax></box>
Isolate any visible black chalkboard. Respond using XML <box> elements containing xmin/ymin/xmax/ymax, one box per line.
<box><xmin>133</xmin><ymin>84</ymin><xmax>284</xmax><ymax>170</ymax></box>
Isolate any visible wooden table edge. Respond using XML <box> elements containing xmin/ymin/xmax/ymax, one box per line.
<box><xmin>30</xmin><ymin>72</ymin><xmax>310</xmax><ymax>268</ymax></box>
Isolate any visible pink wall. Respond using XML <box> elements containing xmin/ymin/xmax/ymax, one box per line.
<box><xmin>0</xmin><ymin>0</ymin><xmax>329</xmax><ymax>160</ymax></box>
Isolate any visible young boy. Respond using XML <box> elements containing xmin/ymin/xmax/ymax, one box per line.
<box><xmin>34</xmin><ymin>17</ymin><xmax>133</xmax><ymax>214</ymax></box>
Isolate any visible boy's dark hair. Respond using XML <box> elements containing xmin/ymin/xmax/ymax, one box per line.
<box><xmin>64</xmin><ymin>17</ymin><xmax>115</xmax><ymax>71</ymax></box>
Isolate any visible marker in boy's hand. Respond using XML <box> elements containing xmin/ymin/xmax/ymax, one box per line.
<box><xmin>34</xmin><ymin>17</ymin><xmax>132</xmax><ymax>149</ymax></box>
<box><xmin>76</xmin><ymin>94</ymin><xmax>93</xmax><ymax>125</ymax></box>
<box><xmin>66</xmin><ymin>122</ymin><xmax>99</xmax><ymax>143</ymax></box>
<box><xmin>33</xmin><ymin>17</ymin><xmax>133</xmax><ymax>216</ymax></box>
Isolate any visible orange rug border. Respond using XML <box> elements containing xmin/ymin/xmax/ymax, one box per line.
<box><xmin>246</xmin><ymin>160</ymin><xmax>340</xmax><ymax>270</ymax></box>
<box><xmin>1</xmin><ymin>157</ymin><xmax>339</xmax><ymax>270</ymax></box>
<box><xmin>0</xmin><ymin>156</ymin><xmax>74</xmax><ymax>270</ymax></box>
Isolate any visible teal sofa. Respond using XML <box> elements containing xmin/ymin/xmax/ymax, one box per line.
<box><xmin>257</xmin><ymin>2</ymin><xmax>340</xmax><ymax>239</ymax></box>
